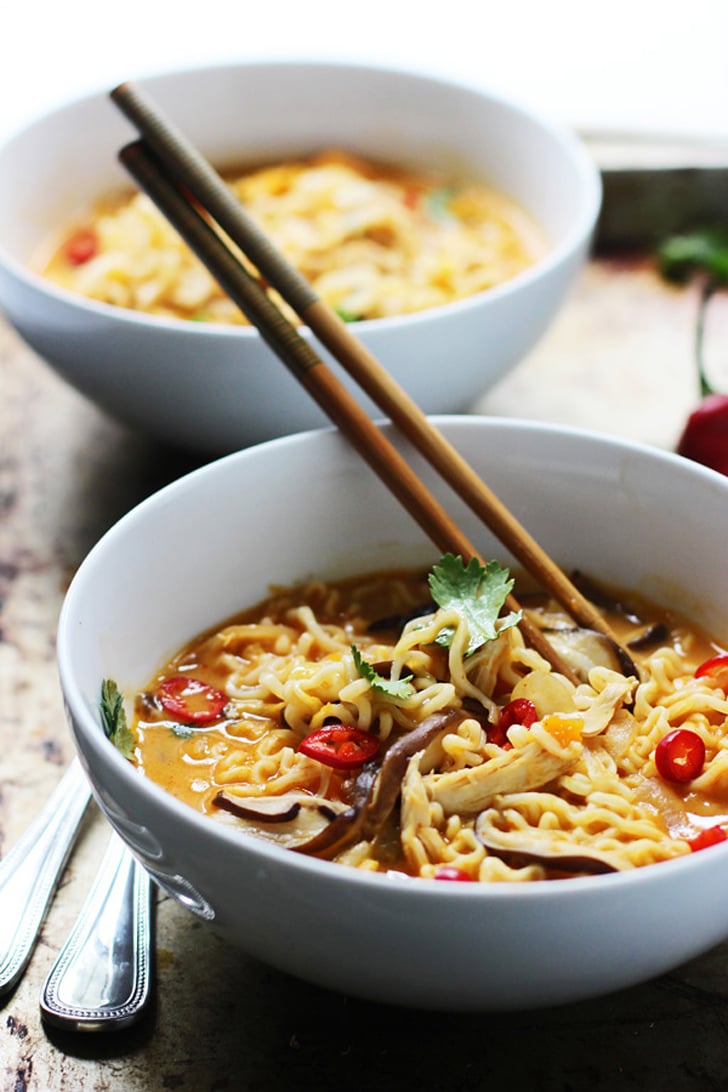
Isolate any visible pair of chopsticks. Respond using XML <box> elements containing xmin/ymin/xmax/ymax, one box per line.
<box><xmin>110</xmin><ymin>81</ymin><xmax>636</xmax><ymax>684</ymax></box>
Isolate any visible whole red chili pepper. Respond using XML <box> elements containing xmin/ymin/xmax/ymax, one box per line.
<box><xmin>677</xmin><ymin>393</ymin><xmax>728</xmax><ymax>475</ymax></box>
<box><xmin>658</xmin><ymin>232</ymin><xmax>728</xmax><ymax>475</ymax></box>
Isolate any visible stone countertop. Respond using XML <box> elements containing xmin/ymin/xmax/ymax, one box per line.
<box><xmin>3</xmin><ymin>255</ymin><xmax>728</xmax><ymax>1092</ymax></box>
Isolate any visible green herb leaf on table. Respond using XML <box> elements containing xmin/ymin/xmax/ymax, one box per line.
<box><xmin>656</xmin><ymin>229</ymin><xmax>728</xmax><ymax>401</ymax></box>
<box><xmin>657</xmin><ymin>230</ymin><xmax>728</xmax><ymax>286</ymax></box>
<box><xmin>352</xmin><ymin>646</ymin><xmax>416</xmax><ymax>700</ymax></box>
<box><xmin>428</xmin><ymin>554</ymin><xmax>521</xmax><ymax>655</ymax></box>
<box><xmin>100</xmin><ymin>678</ymin><xmax>136</xmax><ymax>759</ymax></box>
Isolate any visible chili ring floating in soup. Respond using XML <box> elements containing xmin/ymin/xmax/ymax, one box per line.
<box><xmin>101</xmin><ymin>555</ymin><xmax>728</xmax><ymax>881</ymax></box>
<box><xmin>37</xmin><ymin>149</ymin><xmax>544</xmax><ymax>325</ymax></box>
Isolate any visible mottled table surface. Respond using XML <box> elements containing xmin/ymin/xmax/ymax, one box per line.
<box><xmin>3</xmin><ymin>256</ymin><xmax>728</xmax><ymax>1092</ymax></box>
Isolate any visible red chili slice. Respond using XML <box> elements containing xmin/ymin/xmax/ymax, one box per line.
<box><xmin>63</xmin><ymin>227</ymin><xmax>98</xmax><ymax>265</ymax></box>
<box><xmin>499</xmin><ymin>698</ymin><xmax>538</xmax><ymax>731</ymax></box>
<box><xmin>433</xmin><ymin>865</ymin><xmax>473</xmax><ymax>882</ymax></box>
<box><xmin>298</xmin><ymin>724</ymin><xmax>380</xmax><ymax>770</ymax></box>
<box><xmin>688</xmin><ymin>826</ymin><xmax>728</xmax><ymax>852</ymax></box>
<box><xmin>654</xmin><ymin>728</ymin><xmax>706</xmax><ymax>783</ymax></box>
<box><xmin>158</xmin><ymin>674</ymin><xmax>228</xmax><ymax>725</ymax></box>
<box><xmin>488</xmin><ymin>697</ymin><xmax>537</xmax><ymax>748</ymax></box>
<box><xmin>485</xmin><ymin>721</ymin><xmax>511</xmax><ymax>748</ymax></box>
<box><xmin>694</xmin><ymin>653</ymin><xmax>728</xmax><ymax>685</ymax></box>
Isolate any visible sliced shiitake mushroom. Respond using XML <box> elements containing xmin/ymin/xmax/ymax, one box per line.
<box><xmin>627</xmin><ymin>621</ymin><xmax>669</xmax><ymax>651</ymax></box>
<box><xmin>212</xmin><ymin>790</ymin><xmax>353</xmax><ymax>849</ymax></box>
<box><xmin>293</xmin><ymin>709</ymin><xmax>467</xmax><ymax>859</ymax></box>
<box><xmin>213</xmin><ymin>790</ymin><xmax>348</xmax><ymax>824</ymax></box>
<box><xmin>540</xmin><ymin>624</ymin><xmax>637</xmax><ymax>681</ymax></box>
<box><xmin>475</xmin><ymin>812</ymin><xmax>621</xmax><ymax>875</ymax></box>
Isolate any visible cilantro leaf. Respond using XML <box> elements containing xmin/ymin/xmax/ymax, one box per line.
<box><xmin>351</xmin><ymin>646</ymin><xmax>415</xmax><ymax>700</ymax></box>
<box><xmin>335</xmin><ymin>307</ymin><xmax>360</xmax><ymax>323</ymax></box>
<box><xmin>424</xmin><ymin>186</ymin><xmax>456</xmax><ymax>222</ymax></box>
<box><xmin>100</xmin><ymin>679</ymin><xmax>136</xmax><ymax>760</ymax></box>
<box><xmin>428</xmin><ymin>554</ymin><xmax>521</xmax><ymax>655</ymax></box>
<box><xmin>170</xmin><ymin>723</ymin><xmax>194</xmax><ymax>739</ymax></box>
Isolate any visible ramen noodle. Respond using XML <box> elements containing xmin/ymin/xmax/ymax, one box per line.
<box><xmin>39</xmin><ymin>150</ymin><xmax>543</xmax><ymax>324</ymax></box>
<box><xmin>111</xmin><ymin>557</ymin><xmax>728</xmax><ymax>883</ymax></box>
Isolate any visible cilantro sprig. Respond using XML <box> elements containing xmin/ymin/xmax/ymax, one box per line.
<box><xmin>657</xmin><ymin>229</ymin><xmax>728</xmax><ymax>399</ymax></box>
<box><xmin>351</xmin><ymin>646</ymin><xmax>415</xmax><ymax>700</ymax></box>
<box><xmin>657</xmin><ymin>229</ymin><xmax>728</xmax><ymax>287</ymax></box>
<box><xmin>100</xmin><ymin>679</ymin><xmax>136</xmax><ymax>760</ymax></box>
<box><xmin>428</xmin><ymin>554</ymin><xmax>521</xmax><ymax>655</ymax></box>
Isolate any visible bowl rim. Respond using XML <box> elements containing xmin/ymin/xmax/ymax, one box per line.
<box><xmin>57</xmin><ymin>415</ymin><xmax>728</xmax><ymax>904</ymax></box>
<box><xmin>0</xmin><ymin>57</ymin><xmax>602</xmax><ymax>344</ymax></box>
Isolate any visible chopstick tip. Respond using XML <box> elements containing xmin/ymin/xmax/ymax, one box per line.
<box><xmin>110</xmin><ymin>80</ymin><xmax>141</xmax><ymax>109</ymax></box>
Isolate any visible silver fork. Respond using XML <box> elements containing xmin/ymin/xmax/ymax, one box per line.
<box><xmin>0</xmin><ymin>757</ymin><xmax>154</xmax><ymax>1031</ymax></box>
<box><xmin>0</xmin><ymin>758</ymin><xmax>91</xmax><ymax>996</ymax></box>
<box><xmin>40</xmin><ymin>829</ymin><xmax>154</xmax><ymax>1032</ymax></box>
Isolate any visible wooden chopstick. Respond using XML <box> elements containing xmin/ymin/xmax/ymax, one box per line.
<box><xmin>117</xmin><ymin>140</ymin><xmax>575</xmax><ymax>680</ymax></box>
<box><xmin>111</xmin><ymin>83</ymin><xmax>633</xmax><ymax>656</ymax></box>
<box><xmin>112</xmin><ymin>84</ymin><xmax>637</xmax><ymax>680</ymax></box>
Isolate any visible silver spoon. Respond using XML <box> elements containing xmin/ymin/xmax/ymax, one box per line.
<box><xmin>0</xmin><ymin>757</ymin><xmax>91</xmax><ymax>996</ymax></box>
<box><xmin>40</xmin><ymin>830</ymin><xmax>154</xmax><ymax>1032</ymax></box>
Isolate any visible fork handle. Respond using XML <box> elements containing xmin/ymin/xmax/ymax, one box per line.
<box><xmin>0</xmin><ymin>757</ymin><xmax>91</xmax><ymax>996</ymax></box>
<box><xmin>40</xmin><ymin>831</ymin><xmax>154</xmax><ymax>1031</ymax></box>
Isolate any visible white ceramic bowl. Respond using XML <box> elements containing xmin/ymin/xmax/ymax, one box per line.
<box><xmin>0</xmin><ymin>62</ymin><xmax>600</xmax><ymax>454</ymax></box>
<box><xmin>58</xmin><ymin>417</ymin><xmax>728</xmax><ymax>1011</ymax></box>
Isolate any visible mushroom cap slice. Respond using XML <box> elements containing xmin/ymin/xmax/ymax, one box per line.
<box><xmin>475</xmin><ymin>811</ymin><xmax>621</xmax><ymax>875</ymax></box>
<box><xmin>293</xmin><ymin>708</ymin><xmax>468</xmax><ymax>859</ymax></box>
<box><xmin>214</xmin><ymin>789</ymin><xmax>348</xmax><ymax>824</ymax></box>
<box><xmin>213</xmin><ymin>790</ymin><xmax>350</xmax><ymax>849</ymax></box>
<box><xmin>542</xmin><ymin>624</ymin><xmax>637</xmax><ymax>681</ymax></box>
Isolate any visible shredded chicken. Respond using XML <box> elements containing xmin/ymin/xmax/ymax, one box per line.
<box><xmin>576</xmin><ymin>671</ymin><xmax>636</xmax><ymax>736</ymax></box>
<box><xmin>425</xmin><ymin>733</ymin><xmax>582</xmax><ymax>815</ymax></box>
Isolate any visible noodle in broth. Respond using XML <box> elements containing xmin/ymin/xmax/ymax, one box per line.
<box><xmin>120</xmin><ymin>560</ymin><xmax>728</xmax><ymax>882</ymax></box>
<box><xmin>38</xmin><ymin>150</ymin><xmax>543</xmax><ymax>324</ymax></box>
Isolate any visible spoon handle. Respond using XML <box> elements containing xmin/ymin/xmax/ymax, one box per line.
<box><xmin>0</xmin><ymin>757</ymin><xmax>91</xmax><ymax>996</ymax></box>
<box><xmin>40</xmin><ymin>831</ymin><xmax>154</xmax><ymax>1032</ymax></box>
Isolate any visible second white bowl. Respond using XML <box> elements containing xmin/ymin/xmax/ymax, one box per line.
<box><xmin>0</xmin><ymin>61</ymin><xmax>600</xmax><ymax>452</ymax></box>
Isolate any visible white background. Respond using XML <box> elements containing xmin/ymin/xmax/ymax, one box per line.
<box><xmin>2</xmin><ymin>0</ymin><xmax>728</xmax><ymax>143</ymax></box>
